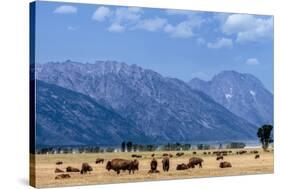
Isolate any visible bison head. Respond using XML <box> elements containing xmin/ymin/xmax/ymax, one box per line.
<box><xmin>106</xmin><ymin>161</ymin><xmax>112</xmax><ymax>171</ymax></box>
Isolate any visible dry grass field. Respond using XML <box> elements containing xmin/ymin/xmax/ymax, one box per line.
<box><xmin>31</xmin><ymin>148</ymin><xmax>273</xmax><ymax>188</ymax></box>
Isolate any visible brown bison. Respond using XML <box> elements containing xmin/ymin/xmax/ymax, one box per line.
<box><xmin>188</xmin><ymin>157</ymin><xmax>203</xmax><ymax>168</ymax></box>
<box><xmin>54</xmin><ymin>168</ymin><xmax>64</xmax><ymax>173</ymax></box>
<box><xmin>132</xmin><ymin>154</ymin><xmax>142</xmax><ymax>158</ymax></box>
<box><xmin>163</xmin><ymin>153</ymin><xmax>169</xmax><ymax>156</ymax></box>
<box><xmin>96</xmin><ymin>158</ymin><xmax>104</xmax><ymax>164</ymax></box>
<box><xmin>151</xmin><ymin>153</ymin><xmax>155</xmax><ymax>157</ymax></box>
<box><xmin>148</xmin><ymin>158</ymin><xmax>159</xmax><ymax>173</ymax></box>
<box><xmin>216</xmin><ymin>156</ymin><xmax>224</xmax><ymax>160</ymax></box>
<box><xmin>176</xmin><ymin>163</ymin><xmax>188</xmax><ymax>170</ymax></box>
<box><xmin>56</xmin><ymin>161</ymin><xmax>63</xmax><ymax>165</ymax></box>
<box><xmin>255</xmin><ymin>154</ymin><xmax>260</xmax><ymax>159</ymax></box>
<box><xmin>162</xmin><ymin>157</ymin><xmax>170</xmax><ymax>172</ymax></box>
<box><xmin>80</xmin><ymin>163</ymin><xmax>93</xmax><ymax>174</ymax></box>
<box><xmin>219</xmin><ymin>161</ymin><xmax>232</xmax><ymax>168</ymax></box>
<box><xmin>66</xmin><ymin>166</ymin><xmax>80</xmax><ymax>172</ymax></box>
<box><xmin>106</xmin><ymin>159</ymin><xmax>137</xmax><ymax>174</ymax></box>
<box><xmin>193</xmin><ymin>151</ymin><xmax>197</xmax><ymax>155</ymax></box>
<box><xmin>176</xmin><ymin>152</ymin><xmax>184</xmax><ymax>157</ymax></box>
<box><xmin>55</xmin><ymin>174</ymin><xmax>71</xmax><ymax>180</ymax></box>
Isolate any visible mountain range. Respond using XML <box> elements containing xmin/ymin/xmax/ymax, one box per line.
<box><xmin>34</xmin><ymin>60</ymin><xmax>272</xmax><ymax>145</ymax></box>
<box><xmin>188</xmin><ymin>71</ymin><xmax>273</xmax><ymax>126</ymax></box>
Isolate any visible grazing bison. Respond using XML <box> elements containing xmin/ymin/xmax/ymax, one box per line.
<box><xmin>163</xmin><ymin>153</ymin><xmax>169</xmax><ymax>156</ymax></box>
<box><xmin>162</xmin><ymin>157</ymin><xmax>170</xmax><ymax>172</ymax></box>
<box><xmin>80</xmin><ymin>163</ymin><xmax>93</xmax><ymax>174</ymax></box>
<box><xmin>148</xmin><ymin>158</ymin><xmax>159</xmax><ymax>173</ymax></box>
<box><xmin>255</xmin><ymin>154</ymin><xmax>260</xmax><ymax>159</ymax></box>
<box><xmin>188</xmin><ymin>157</ymin><xmax>203</xmax><ymax>168</ymax></box>
<box><xmin>132</xmin><ymin>154</ymin><xmax>142</xmax><ymax>158</ymax></box>
<box><xmin>55</xmin><ymin>174</ymin><xmax>71</xmax><ymax>180</ymax></box>
<box><xmin>176</xmin><ymin>163</ymin><xmax>188</xmax><ymax>170</ymax></box>
<box><xmin>219</xmin><ymin>161</ymin><xmax>232</xmax><ymax>168</ymax></box>
<box><xmin>176</xmin><ymin>152</ymin><xmax>184</xmax><ymax>157</ymax></box>
<box><xmin>106</xmin><ymin>159</ymin><xmax>137</xmax><ymax>174</ymax></box>
<box><xmin>151</xmin><ymin>153</ymin><xmax>155</xmax><ymax>157</ymax></box>
<box><xmin>54</xmin><ymin>168</ymin><xmax>64</xmax><ymax>173</ymax></box>
<box><xmin>96</xmin><ymin>158</ymin><xmax>104</xmax><ymax>164</ymax></box>
<box><xmin>66</xmin><ymin>166</ymin><xmax>80</xmax><ymax>172</ymax></box>
<box><xmin>216</xmin><ymin>156</ymin><xmax>224</xmax><ymax>161</ymax></box>
<box><xmin>193</xmin><ymin>152</ymin><xmax>197</xmax><ymax>155</ymax></box>
<box><xmin>56</xmin><ymin>161</ymin><xmax>63</xmax><ymax>165</ymax></box>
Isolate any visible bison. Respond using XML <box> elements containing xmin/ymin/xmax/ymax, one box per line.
<box><xmin>148</xmin><ymin>158</ymin><xmax>159</xmax><ymax>173</ymax></box>
<box><xmin>106</xmin><ymin>159</ymin><xmax>137</xmax><ymax>174</ymax></box>
<box><xmin>216</xmin><ymin>156</ymin><xmax>224</xmax><ymax>161</ymax></box>
<box><xmin>80</xmin><ymin>163</ymin><xmax>93</xmax><ymax>174</ymax></box>
<box><xmin>219</xmin><ymin>161</ymin><xmax>232</xmax><ymax>168</ymax></box>
<box><xmin>132</xmin><ymin>154</ymin><xmax>142</xmax><ymax>158</ymax></box>
<box><xmin>162</xmin><ymin>157</ymin><xmax>170</xmax><ymax>172</ymax></box>
<box><xmin>188</xmin><ymin>157</ymin><xmax>203</xmax><ymax>168</ymax></box>
<box><xmin>96</xmin><ymin>158</ymin><xmax>104</xmax><ymax>164</ymax></box>
<box><xmin>66</xmin><ymin>166</ymin><xmax>80</xmax><ymax>172</ymax></box>
<box><xmin>176</xmin><ymin>152</ymin><xmax>184</xmax><ymax>157</ymax></box>
<box><xmin>131</xmin><ymin>159</ymin><xmax>139</xmax><ymax>173</ymax></box>
<box><xmin>55</xmin><ymin>174</ymin><xmax>71</xmax><ymax>180</ymax></box>
<box><xmin>255</xmin><ymin>154</ymin><xmax>260</xmax><ymax>159</ymax></box>
<box><xmin>54</xmin><ymin>168</ymin><xmax>64</xmax><ymax>173</ymax></box>
<box><xmin>56</xmin><ymin>161</ymin><xmax>63</xmax><ymax>165</ymax></box>
<box><xmin>151</xmin><ymin>153</ymin><xmax>155</xmax><ymax>157</ymax></box>
<box><xmin>176</xmin><ymin>163</ymin><xmax>188</xmax><ymax>170</ymax></box>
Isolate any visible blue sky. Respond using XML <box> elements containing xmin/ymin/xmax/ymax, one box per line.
<box><xmin>34</xmin><ymin>1</ymin><xmax>273</xmax><ymax>91</ymax></box>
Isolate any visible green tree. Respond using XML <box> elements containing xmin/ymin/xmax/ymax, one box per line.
<box><xmin>257</xmin><ymin>124</ymin><xmax>273</xmax><ymax>151</ymax></box>
<box><xmin>126</xmin><ymin>141</ymin><xmax>133</xmax><ymax>152</ymax></box>
<box><xmin>121</xmin><ymin>141</ymin><xmax>126</xmax><ymax>152</ymax></box>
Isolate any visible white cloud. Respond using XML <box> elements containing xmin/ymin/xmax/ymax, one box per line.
<box><xmin>135</xmin><ymin>17</ymin><xmax>167</xmax><ymax>32</ymax></box>
<box><xmin>108</xmin><ymin>23</ymin><xmax>125</xmax><ymax>32</ymax></box>
<box><xmin>222</xmin><ymin>14</ymin><xmax>273</xmax><ymax>43</ymax></box>
<box><xmin>164</xmin><ymin>21</ymin><xmax>195</xmax><ymax>38</ymax></box>
<box><xmin>92</xmin><ymin>6</ymin><xmax>111</xmax><ymax>22</ymax></box>
<box><xmin>115</xmin><ymin>7</ymin><xmax>142</xmax><ymax>23</ymax></box>
<box><xmin>245</xmin><ymin>58</ymin><xmax>260</xmax><ymax>65</ymax></box>
<box><xmin>53</xmin><ymin>5</ymin><xmax>77</xmax><ymax>14</ymax></box>
<box><xmin>207</xmin><ymin>38</ymin><xmax>233</xmax><ymax>49</ymax></box>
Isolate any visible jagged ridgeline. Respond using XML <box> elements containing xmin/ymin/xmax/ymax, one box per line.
<box><xmin>35</xmin><ymin>60</ymin><xmax>272</xmax><ymax>146</ymax></box>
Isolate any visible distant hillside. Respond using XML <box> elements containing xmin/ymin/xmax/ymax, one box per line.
<box><xmin>188</xmin><ymin>71</ymin><xmax>273</xmax><ymax>126</ymax></box>
<box><xmin>36</xmin><ymin>80</ymin><xmax>150</xmax><ymax>146</ymax></box>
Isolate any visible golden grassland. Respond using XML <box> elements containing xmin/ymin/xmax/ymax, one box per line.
<box><xmin>31</xmin><ymin>148</ymin><xmax>273</xmax><ymax>188</ymax></box>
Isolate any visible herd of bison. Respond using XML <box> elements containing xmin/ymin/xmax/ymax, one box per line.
<box><xmin>54</xmin><ymin>150</ymin><xmax>263</xmax><ymax>180</ymax></box>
